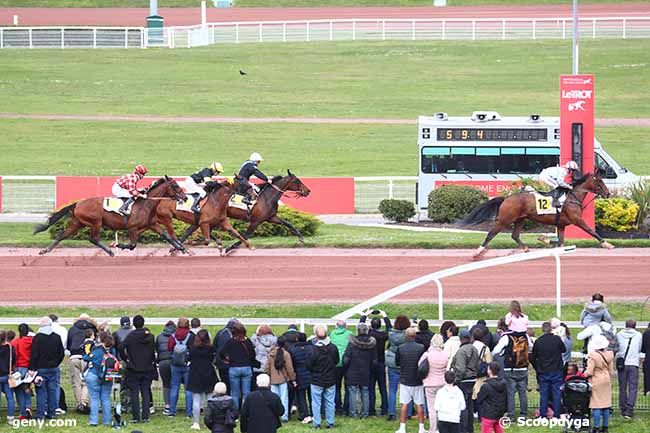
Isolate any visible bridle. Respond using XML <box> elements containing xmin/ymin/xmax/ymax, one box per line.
<box><xmin>567</xmin><ymin>176</ymin><xmax>607</xmax><ymax>210</ymax></box>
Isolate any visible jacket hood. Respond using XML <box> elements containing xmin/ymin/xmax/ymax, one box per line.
<box><xmin>618</xmin><ymin>328</ymin><xmax>640</xmax><ymax>338</ymax></box>
<box><xmin>253</xmin><ymin>333</ymin><xmax>277</xmax><ymax>348</ymax></box>
<box><xmin>162</xmin><ymin>324</ymin><xmax>176</xmax><ymax>336</ymax></box>
<box><xmin>350</xmin><ymin>335</ymin><xmax>376</xmax><ymax>350</ymax></box>
<box><xmin>131</xmin><ymin>328</ymin><xmax>154</xmax><ymax>343</ymax></box>
<box><xmin>208</xmin><ymin>394</ymin><xmax>233</xmax><ymax>410</ymax></box>
<box><xmin>584</xmin><ymin>301</ymin><xmax>607</xmax><ymax>313</ymax></box>
<box><xmin>174</xmin><ymin>327</ymin><xmax>191</xmax><ymax>341</ymax></box>
<box><xmin>313</xmin><ymin>337</ymin><xmax>331</xmax><ymax>347</ymax></box>
<box><xmin>73</xmin><ymin>319</ymin><xmax>95</xmax><ymax>330</ymax></box>
<box><xmin>487</xmin><ymin>377</ymin><xmax>507</xmax><ymax>393</ymax></box>
<box><xmin>331</xmin><ymin>328</ymin><xmax>351</xmax><ymax>337</ymax></box>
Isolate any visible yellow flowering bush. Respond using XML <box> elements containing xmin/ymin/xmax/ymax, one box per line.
<box><xmin>595</xmin><ymin>198</ymin><xmax>639</xmax><ymax>232</ymax></box>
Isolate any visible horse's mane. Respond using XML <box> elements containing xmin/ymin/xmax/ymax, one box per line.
<box><xmin>260</xmin><ymin>176</ymin><xmax>283</xmax><ymax>192</ymax></box>
<box><xmin>204</xmin><ymin>181</ymin><xmax>224</xmax><ymax>193</ymax></box>
<box><xmin>145</xmin><ymin>177</ymin><xmax>166</xmax><ymax>191</ymax></box>
<box><xmin>572</xmin><ymin>172</ymin><xmax>593</xmax><ymax>186</ymax></box>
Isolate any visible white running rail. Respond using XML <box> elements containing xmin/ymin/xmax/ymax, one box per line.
<box><xmin>333</xmin><ymin>245</ymin><xmax>577</xmax><ymax>322</ymax></box>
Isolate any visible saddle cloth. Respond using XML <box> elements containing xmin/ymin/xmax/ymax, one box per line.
<box><xmin>103</xmin><ymin>197</ymin><xmax>132</xmax><ymax>215</ymax></box>
<box><xmin>533</xmin><ymin>192</ymin><xmax>565</xmax><ymax>215</ymax></box>
<box><xmin>228</xmin><ymin>194</ymin><xmax>255</xmax><ymax>211</ymax></box>
<box><xmin>176</xmin><ymin>194</ymin><xmax>202</xmax><ymax>212</ymax></box>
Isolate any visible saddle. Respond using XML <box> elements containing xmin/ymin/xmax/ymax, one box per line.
<box><xmin>103</xmin><ymin>198</ymin><xmax>133</xmax><ymax>215</ymax></box>
<box><xmin>229</xmin><ymin>194</ymin><xmax>256</xmax><ymax>211</ymax></box>
<box><xmin>176</xmin><ymin>194</ymin><xmax>204</xmax><ymax>213</ymax></box>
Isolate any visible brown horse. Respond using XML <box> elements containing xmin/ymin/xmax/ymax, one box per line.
<box><xmin>34</xmin><ymin>176</ymin><xmax>187</xmax><ymax>256</ymax></box>
<box><xmin>157</xmin><ymin>179</ymin><xmax>253</xmax><ymax>255</ymax></box>
<box><xmin>459</xmin><ymin>172</ymin><xmax>614</xmax><ymax>257</ymax></box>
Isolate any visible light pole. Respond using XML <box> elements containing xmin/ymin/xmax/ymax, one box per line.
<box><xmin>572</xmin><ymin>0</ymin><xmax>579</xmax><ymax>74</ymax></box>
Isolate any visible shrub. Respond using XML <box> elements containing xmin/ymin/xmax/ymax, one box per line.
<box><xmin>378</xmin><ymin>199</ymin><xmax>416</xmax><ymax>223</ymax></box>
<box><xmin>625</xmin><ymin>180</ymin><xmax>650</xmax><ymax>228</ymax></box>
<box><xmin>595</xmin><ymin>197</ymin><xmax>639</xmax><ymax>232</ymax></box>
<box><xmin>427</xmin><ymin>185</ymin><xmax>488</xmax><ymax>223</ymax></box>
<box><xmin>47</xmin><ymin>205</ymin><xmax>320</xmax><ymax>243</ymax></box>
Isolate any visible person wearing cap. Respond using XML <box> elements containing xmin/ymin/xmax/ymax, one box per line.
<box><xmin>585</xmin><ymin>334</ymin><xmax>615</xmax><ymax>433</ymax></box>
<box><xmin>240</xmin><ymin>374</ymin><xmax>284</xmax><ymax>433</ymax></box>
<box><xmin>204</xmin><ymin>382</ymin><xmax>237</xmax><ymax>433</ymax></box>
<box><xmin>342</xmin><ymin>323</ymin><xmax>376</xmax><ymax>418</ymax></box>
<box><xmin>538</xmin><ymin>160</ymin><xmax>580</xmax><ymax>208</ymax></box>
<box><xmin>113</xmin><ymin>317</ymin><xmax>133</xmax><ymax>352</ymax></box>
<box><xmin>184</xmin><ymin>163</ymin><xmax>224</xmax><ymax>213</ymax></box>
<box><xmin>66</xmin><ymin>314</ymin><xmax>98</xmax><ymax>413</ymax></box>
<box><xmin>238</xmin><ymin>152</ymin><xmax>271</xmax><ymax>205</ymax></box>
<box><xmin>28</xmin><ymin>317</ymin><xmax>65</xmax><ymax>420</ymax></box>
<box><xmin>450</xmin><ymin>329</ymin><xmax>479</xmax><ymax>433</ymax></box>
<box><xmin>531</xmin><ymin>322</ymin><xmax>566</xmax><ymax>420</ymax></box>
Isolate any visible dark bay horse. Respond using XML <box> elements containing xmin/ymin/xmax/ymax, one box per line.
<box><xmin>459</xmin><ymin>172</ymin><xmax>613</xmax><ymax>258</ymax></box>
<box><xmin>157</xmin><ymin>179</ymin><xmax>253</xmax><ymax>255</ymax></box>
<box><xmin>34</xmin><ymin>176</ymin><xmax>186</xmax><ymax>256</ymax></box>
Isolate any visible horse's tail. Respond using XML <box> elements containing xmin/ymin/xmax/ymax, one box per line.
<box><xmin>33</xmin><ymin>202</ymin><xmax>77</xmax><ymax>234</ymax></box>
<box><xmin>458</xmin><ymin>197</ymin><xmax>505</xmax><ymax>226</ymax></box>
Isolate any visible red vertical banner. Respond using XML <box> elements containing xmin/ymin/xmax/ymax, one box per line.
<box><xmin>560</xmin><ymin>74</ymin><xmax>595</xmax><ymax>239</ymax></box>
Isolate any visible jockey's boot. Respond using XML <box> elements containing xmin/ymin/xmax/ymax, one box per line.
<box><xmin>119</xmin><ymin>198</ymin><xmax>134</xmax><ymax>215</ymax></box>
<box><xmin>551</xmin><ymin>189</ymin><xmax>562</xmax><ymax>208</ymax></box>
<box><xmin>190</xmin><ymin>194</ymin><xmax>201</xmax><ymax>213</ymax></box>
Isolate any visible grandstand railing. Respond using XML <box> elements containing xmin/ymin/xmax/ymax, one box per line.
<box><xmin>1</xmin><ymin>17</ymin><xmax>649</xmax><ymax>49</ymax></box>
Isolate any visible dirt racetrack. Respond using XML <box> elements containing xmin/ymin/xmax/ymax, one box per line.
<box><xmin>0</xmin><ymin>248</ymin><xmax>647</xmax><ymax>306</ymax></box>
<box><xmin>1</xmin><ymin>4</ymin><xmax>649</xmax><ymax>27</ymax></box>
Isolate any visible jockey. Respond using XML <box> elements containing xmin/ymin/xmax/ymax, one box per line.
<box><xmin>238</xmin><ymin>152</ymin><xmax>271</xmax><ymax>204</ymax></box>
<box><xmin>112</xmin><ymin>165</ymin><xmax>148</xmax><ymax>215</ymax></box>
<box><xmin>185</xmin><ymin>162</ymin><xmax>224</xmax><ymax>213</ymax></box>
<box><xmin>538</xmin><ymin>160</ymin><xmax>580</xmax><ymax>208</ymax></box>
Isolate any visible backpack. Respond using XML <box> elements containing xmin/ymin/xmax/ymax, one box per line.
<box><xmin>99</xmin><ymin>350</ymin><xmax>121</xmax><ymax>382</ymax></box>
<box><xmin>600</xmin><ymin>330</ymin><xmax>619</xmax><ymax>353</ymax></box>
<box><xmin>477</xmin><ymin>346</ymin><xmax>489</xmax><ymax>378</ymax></box>
<box><xmin>505</xmin><ymin>332</ymin><xmax>529</xmax><ymax>369</ymax></box>
<box><xmin>172</xmin><ymin>334</ymin><xmax>191</xmax><ymax>367</ymax></box>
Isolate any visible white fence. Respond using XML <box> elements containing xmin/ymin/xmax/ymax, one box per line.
<box><xmin>1</xmin><ymin>16</ymin><xmax>649</xmax><ymax>49</ymax></box>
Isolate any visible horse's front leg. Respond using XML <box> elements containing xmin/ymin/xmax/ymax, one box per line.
<box><xmin>573</xmin><ymin>218</ymin><xmax>614</xmax><ymax>249</ymax></box>
<box><xmin>268</xmin><ymin>215</ymin><xmax>304</xmax><ymax>244</ymax></box>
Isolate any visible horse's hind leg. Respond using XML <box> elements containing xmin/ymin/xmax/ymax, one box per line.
<box><xmin>511</xmin><ymin>219</ymin><xmax>529</xmax><ymax>252</ymax></box>
<box><xmin>474</xmin><ymin>221</ymin><xmax>507</xmax><ymax>258</ymax></box>
<box><xmin>88</xmin><ymin>225</ymin><xmax>114</xmax><ymax>257</ymax></box>
<box><xmin>224</xmin><ymin>223</ymin><xmax>256</xmax><ymax>255</ymax></box>
<box><xmin>39</xmin><ymin>218</ymin><xmax>83</xmax><ymax>255</ymax></box>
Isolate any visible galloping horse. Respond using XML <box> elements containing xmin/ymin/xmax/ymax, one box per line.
<box><xmin>459</xmin><ymin>172</ymin><xmax>613</xmax><ymax>257</ymax></box>
<box><xmin>34</xmin><ymin>176</ymin><xmax>187</xmax><ymax>256</ymax></box>
<box><xmin>157</xmin><ymin>179</ymin><xmax>253</xmax><ymax>254</ymax></box>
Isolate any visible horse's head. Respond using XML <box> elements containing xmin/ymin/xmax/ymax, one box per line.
<box><xmin>163</xmin><ymin>175</ymin><xmax>187</xmax><ymax>203</ymax></box>
<box><xmin>277</xmin><ymin>169</ymin><xmax>310</xmax><ymax>197</ymax></box>
<box><xmin>575</xmin><ymin>172</ymin><xmax>610</xmax><ymax>198</ymax></box>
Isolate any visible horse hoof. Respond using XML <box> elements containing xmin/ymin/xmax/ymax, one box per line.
<box><xmin>473</xmin><ymin>246</ymin><xmax>486</xmax><ymax>258</ymax></box>
<box><xmin>38</xmin><ymin>249</ymin><xmax>47</xmax><ymax>256</ymax></box>
<box><xmin>186</xmin><ymin>249</ymin><xmax>195</xmax><ymax>256</ymax></box>
<box><xmin>108</xmin><ymin>252</ymin><xmax>115</xmax><ymax>257</ymax></box>
<box><xmin>601</xmin><ymin>241</ymin><xmax>615</xmax><ymax>250</ymax></box>
<box><xmin>537</xmin><ymin>235</ymin><xmax>551</xmax><ymax>246</ymax></box>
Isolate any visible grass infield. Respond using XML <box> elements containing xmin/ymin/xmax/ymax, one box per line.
<box><xmin>4</xmin><ymin>222</ymin><xmax>650</xmax><ymax>248</ymax></box>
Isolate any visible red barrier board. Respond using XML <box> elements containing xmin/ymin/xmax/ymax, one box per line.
<box><xmin>56</xmin><ymin>176</ymin><xmax>355</xmax><ymax>215</ymax></box>
<box><xmin>560</xmin><ymin>74</ymin><xmax>595</xmax><ymax>239</ymax></box>
<box><xmin>435</xmin><ymin>180</ymin><xmax>518</xmax><ymax>198</ymax></box>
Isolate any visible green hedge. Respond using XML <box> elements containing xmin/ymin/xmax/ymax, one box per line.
<box><xmin>378</xmin><ymin>199</ymin><xmax>415</xmax><ymax>223</ymax></box>
<box><xmin>427</xmin><ymin>185</ymin><xmax>488</xmax><ymax>223</ymax></box>
<box><xmin>595</xmin><ymin>197</ymin><xmax>639</xmax><ymax>232</ymax></box>
<box><xmin>48</xmin><ymin>205</ymin><xmax>320</xmax><ymax>243</ymax></box>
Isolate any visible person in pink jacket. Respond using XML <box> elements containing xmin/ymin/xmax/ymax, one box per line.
<box><xmin>505</xmin><ymin>301</ymin><xmax>529</xmax><ymax>333</ymax></box>
<box><xmin>419</xmin><ymin>334</ymin><xmax>449</xmax><ymax>433</ymax></box>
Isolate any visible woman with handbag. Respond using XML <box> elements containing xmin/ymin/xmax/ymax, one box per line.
<box><xmin>585</xmin><ymin>335</ymin><xmax>615</xmax><ymax>433</ymax></box>
<box><xmin>0</xmin><ymin>329</ymin><xmax>17</xmax><ymax>425</ymax></box>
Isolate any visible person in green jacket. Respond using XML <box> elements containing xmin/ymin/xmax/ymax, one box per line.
<box><xmin>330</xmin><ymin>321</ymin><xmax>353</xmax><ymax>415</ymax></box>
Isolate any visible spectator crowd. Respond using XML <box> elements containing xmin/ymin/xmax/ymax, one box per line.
<box><xmin>0</xmin><ymin>293</ymin><xmax>648</xmax><ymax>433</ymax></box>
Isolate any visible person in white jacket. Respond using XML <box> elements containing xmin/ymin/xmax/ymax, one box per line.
<box><xmin>616</xmin><ymin>320</ymin><xmax>643</xmax><ymax>419</ymax></box>
<box><xmin>48</xmin><ymin>314</ymin><xmax>68</xmax><ymax>352</ymax></box>
<box><xmin>434</xmin><ymin>370</ymin><xmax>466</xmax><ymax>433</ymax></box>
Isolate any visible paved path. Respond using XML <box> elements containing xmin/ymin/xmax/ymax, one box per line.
<box><xmin>2</xmin><ymin>113</ymin><xmax>649</xmax><ymax>127</ymax></box>
<box><xmin>2</xmin><ymin>4</ymin><xmax>649</xmax><ymax>27</ymax></box>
